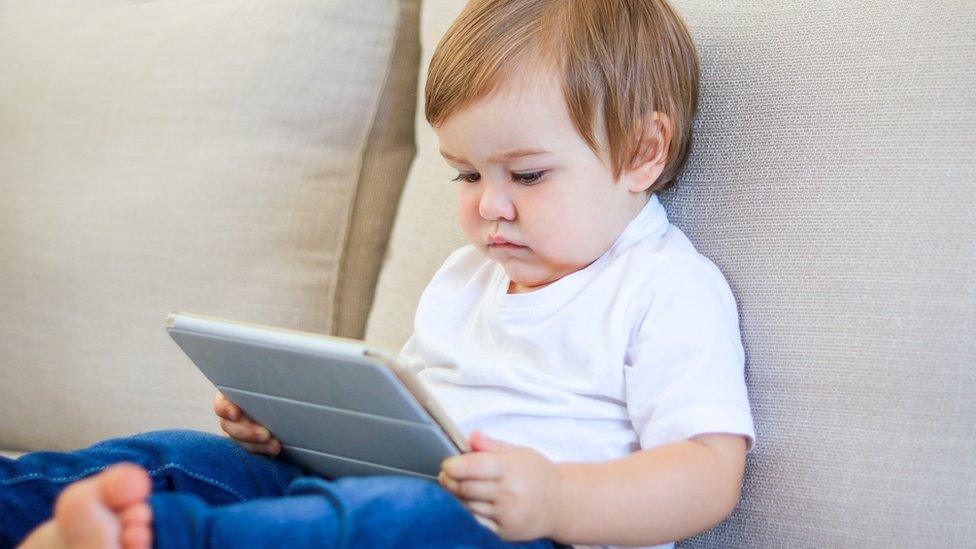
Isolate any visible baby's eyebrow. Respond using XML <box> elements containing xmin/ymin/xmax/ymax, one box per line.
<box><xmin>439</xmin><ymin>148</ymin><xmax>550</xmax><ymax>164</ymax></box>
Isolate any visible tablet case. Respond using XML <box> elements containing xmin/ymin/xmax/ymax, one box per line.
<box><xmin>166</xmin><ymin>311</ymin><xmax>463</xmax><ymax>480</ymax></box>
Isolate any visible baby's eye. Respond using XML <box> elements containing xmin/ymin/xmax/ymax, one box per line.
<box><xmin>450</xmin><ymin>172</ymin><xmax>480</xmax><ymax>183</ymax></box>
<box><xmin>449</xmin><ymin>171</ymin><xmax>546</xmax><ymax>185</ymax></box>
<box><xmin>512</xmin><ymin>171</ymin><xmax>545</xmax><ymax>185</ymax></box>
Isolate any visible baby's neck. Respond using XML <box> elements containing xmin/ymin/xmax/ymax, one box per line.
<box><xmin>507</xmin><ymin>279</ymin><xmax>555</xmax><ymax>294</ymax></box>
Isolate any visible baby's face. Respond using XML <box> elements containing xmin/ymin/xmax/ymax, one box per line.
<box><xmin>434</xmin><ymin>69</ymin><xmax>650</xmax><ymax>293</ymax></box>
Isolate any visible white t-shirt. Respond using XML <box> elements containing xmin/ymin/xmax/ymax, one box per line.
<box><xmin>399</xmin><ymin>193</ymin><xmax>756</xmax><ymax>549</ymax></box>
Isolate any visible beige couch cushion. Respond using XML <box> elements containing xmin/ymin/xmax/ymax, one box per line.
<box><xmin>333</xmin><ymin>0</ymin><xmax>421</xmax><ymax>340</ymax></box>
<box><xmin>0</xmin><ymin>0</ymin><xmax>418</xmax><ymax>452</ymax></box>
<box><xmin>366</xmin><ymin>0</ymin><xmax>469</xmax><ymax>352</ymax></box>
<box><xmin>367</xmin><ymin>0</ymin><xmax>975</xmax><ymax>546</ymax></box>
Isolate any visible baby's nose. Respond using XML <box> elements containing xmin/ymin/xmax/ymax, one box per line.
<box><xmin>478</xmin><ymin>185</ymin><xmax>516</xmax><ymax>221</ymax></box>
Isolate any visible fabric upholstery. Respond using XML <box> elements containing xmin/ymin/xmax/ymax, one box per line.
<box><xmin>0</xmin><ymin>0</ymin><xmax>416</xmax><ymax>452</ymax></box>
<box><xmin>366</xmin><ymin>0</ymin><xmax>975</xmax><ymax>546</ymax></box>
<box><xmin>333</xmin><ymin>0</ymin><xmax>421</xmax><ymax>339</ymax></box>
<box><xmin>367</xmin><ymin>0</ymin><xmax>470</xmax><ymax>351</ymax></box>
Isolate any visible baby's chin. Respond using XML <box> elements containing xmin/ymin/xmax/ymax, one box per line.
<box><xmin>501</xmin><ymin>264</ymin><xmax>563</xmax><ymax>292</ymax></box>
<box><xmin>474</xmin><ymin>244</ymin><xmax>575</xmax><ymax>286</ymax></box>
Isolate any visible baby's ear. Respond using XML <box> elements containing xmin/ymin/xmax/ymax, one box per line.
<box><xmin>626</xmin><ymin>112</ymin><xmax>673</xmax><ymax>193</ymax></box>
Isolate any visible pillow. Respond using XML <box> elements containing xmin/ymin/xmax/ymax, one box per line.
<box><xmin>0</xmin><ymin>0</ymin><xmax>418</xmax><ymax>452</ymax></box>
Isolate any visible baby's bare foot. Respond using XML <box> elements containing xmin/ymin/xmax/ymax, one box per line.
<box><xmin>18</xmin><ymin>463</ymin><xmax>152</xmax><ymax>549</ymax></box>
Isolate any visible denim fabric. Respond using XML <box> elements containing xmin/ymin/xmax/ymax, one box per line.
<box><xmin>0</xmin><ymin>430</ymin><xmax>568</xmax><ymax>549</ymax></box>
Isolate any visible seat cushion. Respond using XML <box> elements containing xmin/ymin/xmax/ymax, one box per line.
<box><xmin>0</xmin><ymin>450</ymin><xmax>23</xmax><ymax>460</ymax></box>
<box><xmin>0</xmin><ymin>0</ymin><xmax>418</xmax><ymax>452</ymax></box>
<box><xmin>366</xmin><ymin>0</ymin><xmax>975</xmax><ymax>546</ymax></box>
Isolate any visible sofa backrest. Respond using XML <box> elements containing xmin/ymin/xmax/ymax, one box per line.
<box><xmin>0</xmin><ymin>0</ymin><xmax>419</xmax><ymax>452</ymax></box>
<box><xmin>366</xmin><ymin>0</ymin><xmax>976</xmax><ymax>546</ymax></box>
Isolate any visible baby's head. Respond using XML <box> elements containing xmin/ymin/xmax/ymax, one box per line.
<box><xmin>425</xmin><ymin>0</ymin><xmax>699</xmax><ymax>293</ymax></box>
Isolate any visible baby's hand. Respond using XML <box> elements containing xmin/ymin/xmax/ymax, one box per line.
<box><xmin>213</xmin><ymin>390</ymin><xmax>281</xmax><ymax>456</ymax></box>
<box><xmin>439</xmin><ymin>431</ymin><xmax>562</xmax><ymax>542</ymax></box>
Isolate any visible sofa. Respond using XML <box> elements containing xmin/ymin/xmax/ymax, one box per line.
<box><xmin>1</xmin><ymin>0</ymin><xmax>973</xmax><ymax>546</ymax></box>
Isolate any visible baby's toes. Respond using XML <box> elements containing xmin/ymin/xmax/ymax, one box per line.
<box><xmin>120</xmin><ymin>519</ymin><xmax>152</xmax><ymax>549</ymax></box>
<box><xmin>99</xmin><ymin>463</ymin><xmax>152</xmax><ymax>511</ymax></box>
<box><xmin>119</xmin><ymin>502</ymin><xmax>152</xmax><ymax>549</ymax></box>
<box><xmin>120</xmin><ymin>502</ymin><xmax>152</xmax><ymax>528</ymax></box>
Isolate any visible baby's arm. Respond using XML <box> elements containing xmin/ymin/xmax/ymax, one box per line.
<box><xmin>552</xmin><ymin>433</ymin><xmax>747</xmax><ymax>546</ymax></box>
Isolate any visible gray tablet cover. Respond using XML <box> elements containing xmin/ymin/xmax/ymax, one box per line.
<box><xmin>166</xmin><ymin>312</ymin><xmax>462</xmax><ymax>480</ymax></box>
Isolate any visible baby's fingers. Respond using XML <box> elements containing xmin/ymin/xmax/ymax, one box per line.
<box><xmin>212</xmin><ymin>391</ymin><xmax>241</xmax><ymax>421</ymax></box>
<box><xmin>463</xmin><ymin>500</ymin><xmax>496</xmax><ymax>520</ymax></box>
<box><xmin>237</xmin><ymin>439</ymin><xmax>282</xmax><ymax>457</ymax></box>
<box><xmin>472</xmin><ymin>512</ymin><xmax>499</xmax><ymax>534</ymax></box>
<box><xmin>219</xmin><ymin>417</ymin><xmax>272</xmax><ymax>443</ymax></box>
<box><xmin>438</xmin><ymin>472</ymin><xmax>496</xmax><ymax>502</ymax></box>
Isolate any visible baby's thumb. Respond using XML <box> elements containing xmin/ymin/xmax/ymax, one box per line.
<box><xmin>469</xmin><ymin>430</ymin><xmax>511</xmax><ymax>452</ymax></box>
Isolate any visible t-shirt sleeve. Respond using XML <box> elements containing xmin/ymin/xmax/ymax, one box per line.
<box><xmin>396</xmin><ymin>245</ymin><xmax>476</xmax><ymax>374</ymax></box>
<box><xmin>624</xmin><ymin>258</ymin><xmax>757</xmax><ymax>453</ymax></box>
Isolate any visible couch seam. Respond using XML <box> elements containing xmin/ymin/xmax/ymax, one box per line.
<box><xmin>331</xmin><ymin>0</ymin><xmax>405</xmax><ymax>339</ymax></box>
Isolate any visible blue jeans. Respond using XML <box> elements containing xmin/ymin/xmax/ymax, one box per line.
<box><xmin>0</xmin><ymin>430</ymin><xmax>569</xmax><ymax>548</ymax></box>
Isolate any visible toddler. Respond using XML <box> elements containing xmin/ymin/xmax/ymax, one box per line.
<box><xmin>1</xmin><ymin>1</ymin><xmax>756</xmax><ymax>548</ymax></box>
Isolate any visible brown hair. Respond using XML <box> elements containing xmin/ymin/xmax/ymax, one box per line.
<box><xmin>425</xmin><ymin>0</ymin><xmax>700</xmax><ymax>193</ymax></box>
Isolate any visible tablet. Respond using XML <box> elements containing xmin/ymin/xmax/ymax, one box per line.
<box><xmin>166</xmin><ymin>311</ymin><xmax>470</xmax><ymax>481</ymax></box>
